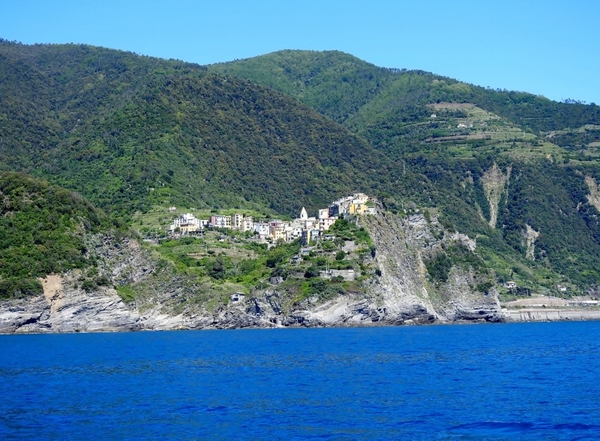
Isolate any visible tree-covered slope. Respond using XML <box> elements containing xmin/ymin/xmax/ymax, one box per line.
<box><xmin>0</xmin><ymin>172</ymin><xmax>120</xmax><ymax>298</ymax></box>
<box><xmin>211</xmin><ymin>50</ymin><xmax>600</xmax><ymax>292</ymax></box>
<box><xmin>210</xmin><ymin>50</ymin><xmax>395</xmax><ymax>123</ymax></box>
<box><xmin>0</xmin><ymin>41</ymin><xmax>393</xmax><ymax>217</ymax></box>
<box><xmin>209</xmin><ymin>50</ymin><xmax>600</xmax><ymax>134</ymax></box>
<box><xmin>2</xmin><ymin>42</ymin><xmax>600</xmax><ymax>293</ymax></box>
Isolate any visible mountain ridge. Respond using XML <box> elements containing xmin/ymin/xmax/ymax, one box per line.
<box><xmin>208</xmin><ymin>49</ymin><xmax>600</xmax><ymax>292</ymax></box>
<box><xmin>0</xmin><ymin>40</ymin><xmax>397</xmax><ymax>217</ymax></box>
<box><xmin>208</xmin><ymin>49</ymin><xmax>600</xmax><ymax>133</ymax></box>
<box><xmin>1</xmin><ymin>39</ymin><xmax>600</xmax><ymax>309</ymax></box>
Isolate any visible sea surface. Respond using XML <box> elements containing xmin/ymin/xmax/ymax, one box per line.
<box><xmin>1</xmin><ymin>322</ymin><xmax>600</xmax><ymax>440</ymax></box>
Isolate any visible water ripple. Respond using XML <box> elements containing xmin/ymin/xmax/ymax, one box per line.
<box><xmin>1</xmin><ymin>322</ymin><xmax>600</xmax><ymax>439</ymax></box>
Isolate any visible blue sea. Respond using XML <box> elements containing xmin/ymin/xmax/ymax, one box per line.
<box><xmin>1</xmin><ymin>322</ymin><xmax>600</xmax><ymax>440</ymax></box>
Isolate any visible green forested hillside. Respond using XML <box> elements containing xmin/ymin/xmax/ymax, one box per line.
<box><xmin>0</xmin><ymin>41</ymin><xmax>393</xmax><ymax>217</ymax></box>
<box><xmin>210</xmin><ymin>50</ymin><xmax>396</xmax><ymax>123</ymax></box>
<box><xmin>0</xmin><ymin>172</ymin><xmax>119</xmax><ymax>298</ymax></box>
<box><xmin>2</xmin><ymin>41</ymin><xmax>600</xmax><ymax>293</ymax></box>
<box><xmin>210</xmin><ymin>50</ymin><xmax>600</xmax><ymax>292</ymax></box>
<box><xmin>209</xmin><ymin>50</ymin><xmax>600</xmax><ymax>134</ymax></box>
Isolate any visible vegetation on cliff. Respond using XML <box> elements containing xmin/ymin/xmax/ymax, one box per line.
<box><xmin>121</xmin><ymin>216</ymin><xmax>377</xmax><ymax>312</ymax></box>
<box><xmin>1</xmin><ymin>41</ymin><xmax>600</xmax><ymax>297</ymax></box>
<box><xmin>0</xmin><ymin>172</ymin><xmax>122</xmax><ymax>298</ymax></box>
<box><xmin>210</xmin><ymin>50</ymin><xmax>600</xmax><ymax>293</ymax></box>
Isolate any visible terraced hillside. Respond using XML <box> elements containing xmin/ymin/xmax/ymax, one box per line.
<box><xmin>210</xmin><ymin>51</ymin><xmax>600</xmax><ymax>293</ymax></box>
<box><xmin>1</xmin><ymin>41</ymin><xmax>600</xmax><ymax>296</ymax></box>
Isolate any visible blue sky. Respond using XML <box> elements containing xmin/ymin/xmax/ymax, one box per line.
<box><xmin>3</xmin><ymin>0</ymin><xmax>599</xmax><ymax>104</ymax></box>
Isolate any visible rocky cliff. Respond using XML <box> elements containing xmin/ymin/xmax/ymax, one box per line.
<box><xmin>0</xmin><ymin>208</ymin><xmax>505</xmax><ymax>333</ymax></box>
<box><xmin>363</xmin><ymin>211</ymin><xmax>502</xmax><ymax>323</ymax></box>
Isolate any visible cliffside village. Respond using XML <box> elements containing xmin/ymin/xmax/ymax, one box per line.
<box><xmin>168</xmin><ymin>193</ymin><xmax>376</xmax><ymax>244</ymax></box>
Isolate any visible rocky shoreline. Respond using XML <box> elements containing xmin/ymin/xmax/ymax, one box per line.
<box><xmin>2</xmin><ymin>279</ymin><xmax>598</xmax><ymax>334</ymax></box>
<box><xmin>3</xmin><ymin>212</ymin><xmax>598</xmax><ymax>334</ymax></box>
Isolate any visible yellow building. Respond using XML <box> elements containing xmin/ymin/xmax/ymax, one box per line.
<box><xmin>349</xmin><ymin>203</ymin><xmax>369</xmax><ymax>215</ymax></box>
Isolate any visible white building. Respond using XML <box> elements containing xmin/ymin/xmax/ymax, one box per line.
<box><xmin>231</xmin><ymin>213</ymin><xmax>244</xmax><ymax>230</ymax></box>
<box><xmin>319</xmin><ymin>217</ymin><xmax>337</xmax><ymax>231</ymax></box>
<box><xmin>286</xmin><ymin>225</ymin><xmax>303</xmax><ymax>242</ymax></box>
<box><xmin>254</xmin><ymin>222</ymin><xmax>270</xmax><ymax>239</ymax></box>
<box><xmin>241</xmin><ymin>216</ymin><xmax>254</xmax><ymax>232</ymax></box>
<box><xmin>169</xmin><ymin>213</ymin><xmax>205</xmax><ymax>234</ymax></box>
<box><xmin>300</xmin><ymin>207</ymin><xmax>308</xmax><ymax>220</ymax></box>
<box><xmin>352</xmin><ymin>193</ymin><xmax>369</xmax><ymax>204</ymax></box>
<box><xmin>210</xmin><ymin>215</ymin><xmax>231</xmax><ymax>229</ymax></box>
<box><xmin>318</xmin><ymin>208</ymin><xmax>330</xmax><ymax>219</ymax></box>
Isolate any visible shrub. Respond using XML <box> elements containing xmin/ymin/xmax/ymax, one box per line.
<box><xmin>304</xmin><ymin>266</ymin><xmax>319</xmax><ymax>278</ymax></box>
<box><xmin>425</xmin><ymin>253</ymin><xmax>452</xmax><ymax>283</ymax></box>
<box><xmin>0</xmin><ymin>278</ymin><xmax>44</xmax><ymax>299</ymax></box>
<box><xmin>81</xmin><ymin>279</ymin><xmax>97</xmax><ymax>292</ymax></box>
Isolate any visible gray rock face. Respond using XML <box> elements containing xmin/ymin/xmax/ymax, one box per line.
<box><xmin>0</xmin><ymin>274</ymin><xmax>140</xmax><ymax>333</ymax></box>
<box><xmin>448</xmin><ymin>301</ymin><xmax>504</xmax><ymax>322</ymax></box>
<box><xmin>0</xmin><ymin>296</ymin><xmax>49</xmax><ymax>334</ymax></box>
<box><xmin>362</xmin><ymin>211</ymin><xmax>502</xmax><ymax>324</ymax></box>
<box><xmin>0</xmin><ymin>211</ymin><xmax>505</xmax><ymax>334</ymax></box>
<box><xmin>362</xmin><ymin>213</ymin><xmax>439</xmax><ymax>322</ymax></box>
